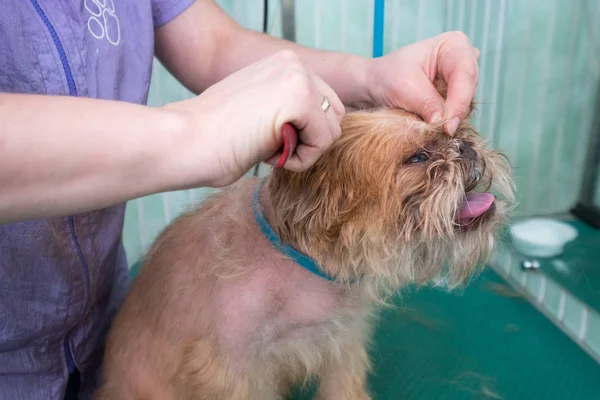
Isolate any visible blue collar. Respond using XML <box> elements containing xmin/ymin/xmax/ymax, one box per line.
<box><xmin>252</xmin><ymin>178</ymin><xmax>336</xmax><ymax>282</ymax></box>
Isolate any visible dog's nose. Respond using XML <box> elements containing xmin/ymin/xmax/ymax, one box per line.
<box><xmin>472</xmin><ymin>168</ymin><xmax>481</xmax><ymax>184</ymax></box>
<box><xmin>465</xmin><ymin>168</ymin><xmax>482</xmax><ymax>191</ymax></box>
<box><xmin>458</xmin><ymin>139</ymin><xmax>477</xmax><ymax>161</ymax></box>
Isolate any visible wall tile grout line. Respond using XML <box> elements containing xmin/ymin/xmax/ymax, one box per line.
<box><xmin>417</xmin><ymin>0</ymin><xmax>424</xmax><ymax>41</ymax></box>
<box><xmin>506</xmin><ymin>10</ymin><xmax>531</xmax><ymax>164</ymax></box>
<box><xmin>457</xmin><ymin>0</ymin><xmax>466</xmax><ymax>33</ymax></box>
<box><xmin>504</xmin><ymin>249</ymin><xmax>512</xmax><ymax>274</ymax></box>
<box><xmin>340</xmin><ymin>0</ymin><xmax>347</xmax><ymax>52</ymax></box>
<box><xmin>580</xmin><ymin>307</ymin><xmax>589</xmax><ymax>342</ymax></box>
<box><xmin>558</xmin><ymin>290</ymin><xmax>567</xmax><ymax>322</ymax></box>
<box><xmin>538</xmin><ymin>275</ymin><xmax>547</xmax><ymax>304</ymax></box>
<box><xmin>391</xmin><ymin>0</ymin><xmax>400</xmax><ymax>50</ymax></box>
<box><xmin>571</xmin><ymin>83</ymin><xmax>597</xmax><ymax>197</ymax></box>
<box><xmin>525</xmin><ymin>2</ymin><xmax>559</xmax><ymax>215</ymax></box>
<box><xmin>474</xmin><ymin>0</ymin><xmax>491</xmax><ymax>129</ymax></box>
<box><xmin>582</xmin><ymin>0</ymin><xmax>600</xmax><ymax>79</ymax></box>
<box><xmin>546</xmin><ymin>3</ymin><xmax>581</xmax><ymax>213</ymax></box>
<box><xmin>468</xmin><ymin>0</ymin><xmax>477</xmax><ymax>40</ymax></box>
<box><xmin>314</xmin><ymin>0</ymin><xmax>321</xmax><ymax>49</ymax></box>
<box><xmin>520</xmin><ymin>268</ymin><xmax>527</xmax><ymax>287</ymax></box>
<box><xmin>445</xmin><ymin>0</ymin><xmax>454</xmax><ymax>32</ymax></box>
<box><xmin>487</xmin><ymin>0</ymin><xmax>507</xmax><ymax>145</ymax></box>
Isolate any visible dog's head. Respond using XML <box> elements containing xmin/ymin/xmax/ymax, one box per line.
<box><xmin>268</xmin><ymin>80</ymin><xmax>514</xmax><ymax>300</ymax></box>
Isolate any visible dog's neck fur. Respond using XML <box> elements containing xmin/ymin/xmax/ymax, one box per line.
<box><xmin>254</xmin><ymin>178</ymin><xmax>339</xmax><ymax>283</ymax></box>
<box><xmin>261</xmin><ymin>170</ymin><xmax>504</xmax><ymax>305</ymax></box>
<box><xmin>256</xmin><ymin>178</ymin><xmax>279</xmax><ymax>246</ymax></box>
<box><xmin>257</xmin><ymin>177</ymin><xmax>360</xmax><ymax>283</ymax></box>
<box><xmin>259</xmin><ymin>173</ymin><xmax>401</xmax><ymax>305</ymax></box>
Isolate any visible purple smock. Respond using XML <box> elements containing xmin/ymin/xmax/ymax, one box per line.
<box><xmin>0</xmin><ymin>0</ymin><xmax>194</xmax><ymax>398</ymax></box>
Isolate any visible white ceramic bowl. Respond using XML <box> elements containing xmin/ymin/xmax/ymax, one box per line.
<box><xmin>509</xmin><ymin>218</ymin><xmax>578</xmax><ymax>258</ymax></box>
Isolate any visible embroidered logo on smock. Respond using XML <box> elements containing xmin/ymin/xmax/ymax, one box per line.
<box><xmin>85</xmin><ymin>0</ymin><xmax>121</xmax><ymax>46</ymax></box>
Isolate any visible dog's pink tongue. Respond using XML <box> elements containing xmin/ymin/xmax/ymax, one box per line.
<box><xmin>459</xmin><ymin>192</ymin><xmax>495</xmax><ymax>220</ymax></box>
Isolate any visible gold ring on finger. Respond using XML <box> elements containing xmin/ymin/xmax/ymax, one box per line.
<box><xmin>321</xmin><ymin>96</ymin><xmax>331</xmax><ymax>113</ymax></box>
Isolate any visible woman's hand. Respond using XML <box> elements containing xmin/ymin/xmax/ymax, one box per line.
<box><xmin>367</xmin><ymin>31</ymin><xmax>480</xmax><ymax>135</ymax></box>
<box><xmin>165</xmin><ymin>50</ymin><xmax>345</xmax><ymax>187</ymax></box>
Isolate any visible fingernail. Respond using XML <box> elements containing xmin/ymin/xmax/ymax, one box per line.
<box><xmin>431</xmin><ymin>112</ymin><xmax>442</xmax><ymax>124</ymax></box>
<box><xmin>445</xmin><ymin>117</ymin><xmax>460</xmax><ymax>135</ymax></box>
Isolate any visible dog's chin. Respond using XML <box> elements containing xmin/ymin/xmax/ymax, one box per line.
<box><xmin>455</xmin><ymin>191</ymin><xmax>498</xmax><ymax>232</ymax></box>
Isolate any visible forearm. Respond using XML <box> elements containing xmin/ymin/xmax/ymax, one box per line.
<box><xmin>155</xmin><ymin>0</ymin><xmax>373</xmax><ymax>108</ymax></box>
<box><xmin>211</xmin><ymin>30</ymin><xmax>373</xmax><ymax>108</ymax></box>
<box><xmin>0</xmin><ymin>94</ymin><xmax>188</xmax><ymax>223</ymax></box>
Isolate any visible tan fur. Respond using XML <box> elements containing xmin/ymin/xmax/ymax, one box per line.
<box><xmin>94</xmin><ymin>81</ymin><xmax>514</xmax><ymax>400</ymax></box>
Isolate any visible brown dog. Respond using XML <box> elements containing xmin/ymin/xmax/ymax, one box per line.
<box><xmin>94</xmin><ymin>80</ymin><xmax>514</xmax><ymax>400</ymax></box>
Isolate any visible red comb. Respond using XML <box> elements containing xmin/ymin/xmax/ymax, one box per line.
<box><xmin>275</xmin><ymin>123</ymin><xmax>298</xmax><ymax>169</ymax></box>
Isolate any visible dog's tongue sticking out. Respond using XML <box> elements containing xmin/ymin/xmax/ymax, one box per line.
<box><xmin>458</xmin><ymin>192</ymin><xmax>495</xmax><ymax>222</ymax></box>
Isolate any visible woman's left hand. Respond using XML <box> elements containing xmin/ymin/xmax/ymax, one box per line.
<box><xmin>367</xmin><ymin>31</ymin><xmax>480</xmax><ymax>135</ymax></box>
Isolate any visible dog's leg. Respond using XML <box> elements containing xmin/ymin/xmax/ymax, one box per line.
<box><xmin>175</xmin><ymin>337</ymin><xmax>282</xmax><ymax>400</ymax></box>
<box><xmin>174</xmin><ymin>337</ymin><xmax>250</xmax><ymax>400</ymax></box>
<box><xmin>315</xmin><ymin>338</ymin><xmax>372</xmax><ymax>400</ymax></box>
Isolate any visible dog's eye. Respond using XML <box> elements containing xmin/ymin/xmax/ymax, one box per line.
<box><xmin>405</xmin><ymin>152</ymin><xmax>430</xmax><ymax>164</ymax></box>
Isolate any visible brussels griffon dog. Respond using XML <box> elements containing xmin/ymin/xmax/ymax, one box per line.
<box><xmin>94</xmin><ymin>79</ymin><xmax>514</xmax><ymax>400</ymax></box>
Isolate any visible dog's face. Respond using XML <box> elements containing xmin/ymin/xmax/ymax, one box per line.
<box><xmin>387</xmin><ymin>109</ymin><xmax>512</xmax><ymax>240</ymax></box>
<box><xmin>269</xmin><ymin>96</ymin><xmax>514</xmax><ymax>299</ymax></box>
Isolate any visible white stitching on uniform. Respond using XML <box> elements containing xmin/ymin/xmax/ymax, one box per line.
<box><xmin>86</xmin><ymin>0</ymin><xmax>120</xmax><ymax>46</ymax></box>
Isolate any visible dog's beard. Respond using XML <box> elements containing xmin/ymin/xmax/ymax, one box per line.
<box><xmin>268</xmin><ymin>108</ymin><xmax>515</xmax><ymax>304</ymax></box>
<box><xmin>391</xmin><ymin>121</ymin><xmax>515</xmax><ymax>285</ymax></box>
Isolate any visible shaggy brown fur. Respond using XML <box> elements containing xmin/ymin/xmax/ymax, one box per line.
<box><xmin>94</xmin><ymin>79</ymin><xmax>514</xmax><ymax>400</ymax></box>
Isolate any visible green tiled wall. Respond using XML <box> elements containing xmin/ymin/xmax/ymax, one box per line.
<box><xmin>123</xmin><ymin>0</ymin><xmax>600</xmax><ymax>267</ymax></box>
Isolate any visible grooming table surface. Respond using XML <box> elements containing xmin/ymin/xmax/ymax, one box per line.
<box><xmin>293</xmin><ymin>270</ymin><xmax>600</xmax><ymax>400</ymax></box>
<box><xmin>129</xmin><ymin>266</ymin><xmax>600</xmax><ymax>399</ymax></box>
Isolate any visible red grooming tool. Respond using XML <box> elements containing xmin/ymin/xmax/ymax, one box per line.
<box><xmin>275</xmin><ymin>122</ymin><xmax>298</xmax><ymax>168</ymax></box>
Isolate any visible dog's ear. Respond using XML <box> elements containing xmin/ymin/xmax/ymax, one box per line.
<box><xmin>432</xmin><ymin>75</ymin><xmax>476</xmax><ymax>120</ymax></box>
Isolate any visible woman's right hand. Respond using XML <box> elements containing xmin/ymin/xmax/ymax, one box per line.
<box><xmin>164</xmin><ymin>50</ymin><xmax>345</xmax><ymax>188</ymax></box>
